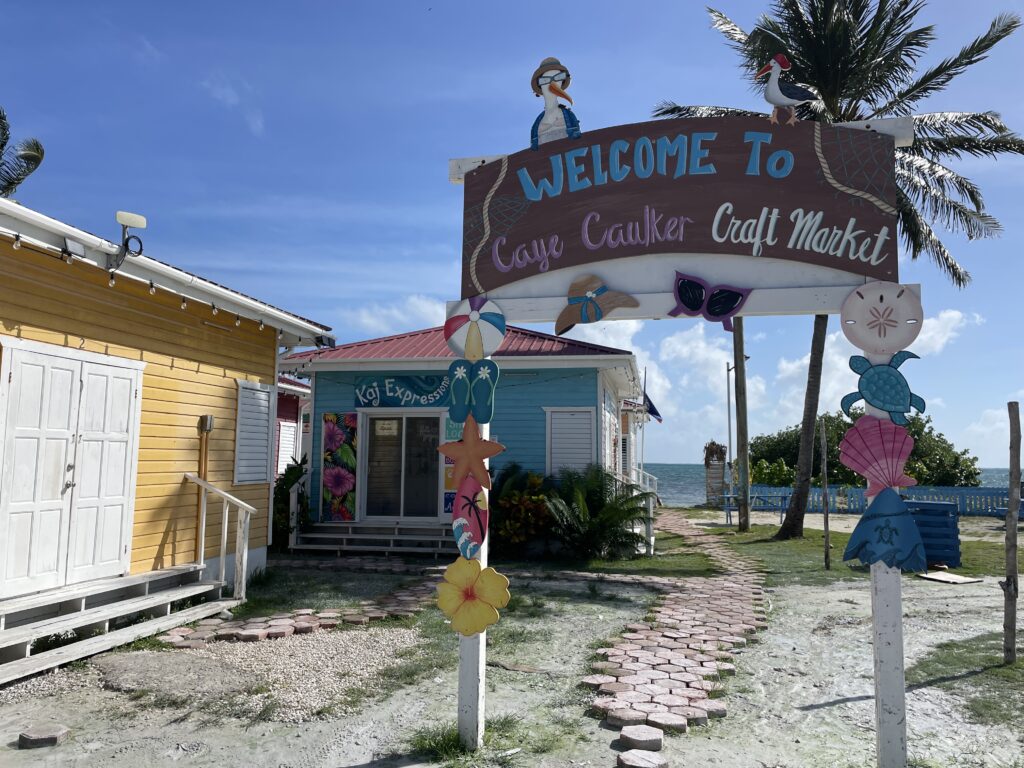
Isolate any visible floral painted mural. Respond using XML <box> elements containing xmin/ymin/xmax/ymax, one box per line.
<box><xmin>321</xmin><ymin>413</ymin><xmax>358</xmax><ymax>521</ymax></box>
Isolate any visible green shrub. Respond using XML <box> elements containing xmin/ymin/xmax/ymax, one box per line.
<box><xmin>751</xmin><ymin>457</ymin><xmax>796</xmax><ymax>487</ymax></box>
<box><xmin>489</xmin><ymin>463</ymin><xmax>553</xmax><ymax>556</ymax></box>
<box><xmin>546</xmin><ymin>465</ymin><xmax>652</xmax><ymax>560</ymax></box>
<box><xmin>271</xmin><ymin>456</ymin><xmax>309</xmax><ymax>552</ymax></box>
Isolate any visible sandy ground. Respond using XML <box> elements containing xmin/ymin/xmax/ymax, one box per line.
<box><xmin>1</xmin><ymin>574</ymin><xmax>1019</xmax><ymax>767</ymax></box>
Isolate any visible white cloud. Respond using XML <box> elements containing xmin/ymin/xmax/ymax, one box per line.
<box><xmin>134</xmin><ymin>35</ymin><xmax>164</xmax><ymax>64</ymax></box>
<box><xmin>659</xmin><ymin>324</ymin><xmax>766</xmax><ymax>409</ymax></box>
<box><xmin>348</xmin><ymin>294</ymin><xmax>446</xmax><ymax>336</ymax></box>
<box><xmin>907</xmin><ymin>309</ymin><xmax>983</xmax><ymax>356</ymax></box>
<box><xmin>201</xmin><ymin>71</ymin><xmax>264</xmax><ymax>137</ymax></box>
<box><xmin>964</xmin><ymin>407</ymin><xmax>1011</xmax><ymax>466</ymax></box>
<box><xmin>773</xmin><ymin>329</ymin><xmax>859</xmax><ymax>424</ymax></box>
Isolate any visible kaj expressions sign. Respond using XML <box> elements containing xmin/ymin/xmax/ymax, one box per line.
<box><xmin>461</xmin><ymin>116</ymin><xmax>898</xmax><ymax>298</ymax></box>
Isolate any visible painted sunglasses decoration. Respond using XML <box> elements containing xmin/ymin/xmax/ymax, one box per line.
<box><xmin>668</xmin><ymin>271</ymin><xmax>751</xmax><ymax>332</ymax></box>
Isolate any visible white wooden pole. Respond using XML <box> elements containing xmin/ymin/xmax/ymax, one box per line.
<box><xmin>870</xmin><ymin>562</ymin><xmax>907</xmax><ymax>767</ymax></box>
<box><xmin>458</xmin><ymin>419</ymin><xmax>489</xmax><ymax>750</ymax></box>
<box><xmin>863</xmin><ymin>351</ymin><xmax>908</xmax><ymax>768</ymax></box>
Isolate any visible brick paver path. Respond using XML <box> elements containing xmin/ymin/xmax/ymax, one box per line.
<box><xmin>584</xmin><ymin>512</ymin><xmax>767</xmax><ymax>735</ymax></box>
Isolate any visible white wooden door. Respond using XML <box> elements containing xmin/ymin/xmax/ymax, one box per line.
<box><xmin>277</xmin><ymin>421</ymin><xmax>297</xmax><ymax>475</ymax></box>
<box><xmin>0</xmin><ymin>351</ymin><xmax>81</xmax><ymax>598</ymax></box>
<box><xmin>66</xmin><ymin>362</ymin><xmax>139</xmax><ymax>584</ymax></box>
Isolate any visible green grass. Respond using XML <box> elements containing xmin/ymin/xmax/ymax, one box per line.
<box><xmin>906</xmin><ymin>632</ymin><xmax>1024</xmax><ymax>732</ymax></box>
<box><xmin>229</xmin><ymin>567</ymin><xmax>412</xmax><ymax>620</ymax></box>
<box><xmin>408</xmin><ymin>712</ymin><xmax>572</xmax><ymax>767</ymax></box>
<box><xmin>691</xmin><ymin>516</ymin><xmax>1011</xmax><ymax>586</ymax></box>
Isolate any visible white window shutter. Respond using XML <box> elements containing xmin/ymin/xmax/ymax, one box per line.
<box><xmin>234</xmin><ymin>380</ymin><xmax>274</xmax><ymax>485</ymax></box>
<box><xmin>549</xmin><ymin>410</ymin><xmax>594</xmax><ymax>474</ymax></box>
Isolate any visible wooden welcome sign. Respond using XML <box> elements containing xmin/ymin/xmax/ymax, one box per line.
<box><xmin>461</xmin><ymin>116</ymin><xmax>898</xmax><ymax>298</ymax></box>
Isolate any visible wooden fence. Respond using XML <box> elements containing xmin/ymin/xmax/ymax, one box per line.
<box><xmin>742</xmin><ymin>484</ymin><xmax>1014</xmax><ymax>517</ymax></box>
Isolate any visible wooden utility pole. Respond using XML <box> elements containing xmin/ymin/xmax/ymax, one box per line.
<box><xmin>820</xmin><ymin>420</ymin><xmax>831</xmax><ymax>571</ymax></box>
<box><xmin>1004</xmin><ymin>401</ymin><xmax>1020</xmax><ymax>665</ymax></box>
<box><xmin>733</xmin><ymin>317</ymin><xmax>750</xmax><ymax>533</ymax></box>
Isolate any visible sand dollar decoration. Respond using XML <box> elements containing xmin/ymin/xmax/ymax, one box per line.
<box><xmin>444</xmin><ymin>296</ymin><xmax>506</xmax><ymax>362</ymax></box>
<box><xmin>840</xmin><ymin>281</ymin><xmax>923</xmax><ymax>356</ymax></box>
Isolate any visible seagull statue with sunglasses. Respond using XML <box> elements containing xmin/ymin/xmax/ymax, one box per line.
<box><xmin>530</xmin><ymin>57</ymin><xmax>581</xmax><ymax>150</ymax></box>
<box><xmin>757</xmin><ymin>53</ymin><xmax>820</xmax><ymax>126</ymax></box>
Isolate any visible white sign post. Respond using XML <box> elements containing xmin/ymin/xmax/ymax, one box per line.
<box><xmin>457</xmin><ymin>426</ymin><xmax>489</xmax><ymax>750</ymax></box>
<box><xmin>863</xmin><ymin>354</ymin><xmax>908</xmax><ymax>768</ymax></box>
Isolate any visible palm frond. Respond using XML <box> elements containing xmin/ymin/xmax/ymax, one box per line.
<box><xmin>653</xmin><ymin>102</ymin><xmax>765</xmax><ymax>119</ymax></box>
<box><xmin>896</xmin><ymin>166</ymin><xmax>1002</xmax><ymax>240</ymax></box>
<box><xmin>906</xmin><ymin>134</ymin><xmax>1024</xmax><ymax>160</ymax></box>
<box><xmin>0</xmin><ymin>139</ymin><xmax>45</xmax><ymax>198</ymax></box>
<box><xmin>0</xmin><ymin>108</ymin><xmax>9</xmax><ymax>155</ymax></box>
<box><xmin>708</xmin><ymin>7</ymin><xmax>749</xmax><ymax>48</ymax></box>
<box><xmin>896</xmin><ymin>188</ymin><xmax>971</xmax><ymax>287</ymax></box>
<box><xmin>871</xmin><ymin>12</ymin><xmax>1021</xmax><ymax>116</ymax></box>
<box><xmin>895</xmin><ymin>152</ymin><xmax>985</xmax><ymax>211</ymax></box>
<box><xmin>912</xmin><ymin>111</ymin><xmax>1010</xmax><ymax>137</ymax></box>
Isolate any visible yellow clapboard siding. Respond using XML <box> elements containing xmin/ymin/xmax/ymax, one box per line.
<box><xmin>0</xmin><ymin>242</ymin><xmax>278</xmax><ymax>573</ymax></box>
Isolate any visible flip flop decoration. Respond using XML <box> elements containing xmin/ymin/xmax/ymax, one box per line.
<box><xmin>447</xmin><ymin>358</ymin><xmax>500</xmax><ymax>424</ymax></box>
<box><xmin>669</xmin><ymin>272</ymin><xmax>751</xmax><ymax>332</ymax></box>
<box><xmin>554</xmin><ymin>275</ymin><xmax>639</xmax><ymax>335</ymax></box>
<box><xmin>437</xmin><ymin>414</ymin><xmax>505</xmax><ymax>490</ymax></box>
<box><xmin>444</xmin><ymin>296</ymin><xmax>507</xmax><ymax>362</ymax></box>
<box><xmin>452</xmin><ymin>475</ymin><xmax>488</xmax><ymax>559</ymax></box>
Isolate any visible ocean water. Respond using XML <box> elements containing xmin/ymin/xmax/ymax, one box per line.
<box><xmin>645</xmin><ymin>463</ymin><xmax>1012</xmax><ymax>508</ymax></box>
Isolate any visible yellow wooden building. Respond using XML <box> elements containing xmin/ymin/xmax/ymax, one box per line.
<box><xmin>0</xmin><ymin>199</ymin><xmax>331</xmax><ymax>681</ymax></box>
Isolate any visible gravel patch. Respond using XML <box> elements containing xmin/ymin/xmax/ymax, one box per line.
<box><xmin>188</xmin><ymin>625</ymin><xmax>421</xmax><ymax>723</ymax></box>
<box><xmin>0</xmin><ymin>664</ymin><xmax>101</xmax><ymax>705</ymax></box>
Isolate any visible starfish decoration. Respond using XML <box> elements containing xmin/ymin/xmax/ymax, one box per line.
<box><xmin>874</xmin><ymin>519</ymin><xmax>898</xmax><ymax>546</ymax></box>
<box><xmin>437</xmin><ymin>414</ymin><xmax>505</xmax><ymax>489</ymax></box>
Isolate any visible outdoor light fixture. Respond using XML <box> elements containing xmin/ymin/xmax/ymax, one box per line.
<box><xmin>106</xmin><ymin>210</ymin><xmax>147</xmax><ymax>272</ymax></box>
<box><xmin>148</xmin><ymin>281</ymin><xmax>156</xmax><ymax>295</ymax></box>
<box><xmin>63</xmin><ymin>237</ymin><xmax>86</xmax><ymax>260</ymax></box>
<box><xmin>211</xmin><ymin>304</ymin><xmax>219</xmax><ymax>316</ymax></box>
<box><xmin>12</xmin><ymin>234</ymin><xmax>21</xmax><ymax>250</ymax></box>
<box><xmin>258</xmin><ymin>320</ymin><xmax>265</xmax><ymax>331</ymax></box>
<box><xmin>234</xmin><ymin>315</ymin><xmax>241</xmax><ymax>327</ymax></box>
<box><xmin>180</xmin><ymin>297</ymin><xmax>188</xmax><ymax>310</ymax></box>
<box><xmin>108</xmin><ymin>273</ymin><xmax>116</xmax><ymax>288</ymax></box>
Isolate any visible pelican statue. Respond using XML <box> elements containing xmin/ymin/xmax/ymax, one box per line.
<box><xmin>530</xmin><ymin>57</ymin><xmax>581</xmax><ymax>149</ymax></box>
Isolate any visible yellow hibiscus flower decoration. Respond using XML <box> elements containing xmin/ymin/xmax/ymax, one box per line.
<box><xmin>437</xmin><ymin>556</ymin><xmax>511</xmax><ymax>636</ymax></box>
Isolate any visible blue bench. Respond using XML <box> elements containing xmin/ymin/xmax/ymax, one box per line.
<box><xmin>906</xmin><ymin>500</ymin><xmax>961</xmax><ymax>569</ymax></box>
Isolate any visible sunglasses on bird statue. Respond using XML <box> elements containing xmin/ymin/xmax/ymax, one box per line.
<box><xmin>536</xmin><ymin>72</ymin><xmax>569</xmax><ymax>85</ymax></box>
<box><xmin>668</xmin><ymin>271</ymin><xmax>751</xmax><ymax>332</ymax></box>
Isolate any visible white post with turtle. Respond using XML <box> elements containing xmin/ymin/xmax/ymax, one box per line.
<box><xmin>837</xmin><ymin>281</ymin><xmax>928</xmax><ymax>768</ymax></box>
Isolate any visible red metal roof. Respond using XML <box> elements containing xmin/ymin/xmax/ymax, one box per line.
<box><xmin>278</xmin><ymin>375</ymin><xmax>311</xmax><ymax>391</ymax></box>
<box><xmin>286</xmin><ymin>325</ymin><xmax>632</xmax><ymax>363</ymax></box>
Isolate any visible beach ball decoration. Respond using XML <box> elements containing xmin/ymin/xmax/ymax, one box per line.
<box><xmin>444</xmin><ymin>296</ymin><xmax>506</xmax><ymax>362</ymax></box>
<box><xmin>840</xmin><ymin>282</ymin><xmax>923</xmax><ymax>357</ymax></box>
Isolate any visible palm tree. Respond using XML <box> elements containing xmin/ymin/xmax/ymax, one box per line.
<box><xmin>656</xmin><ymin>1</ymin><xmax>1024</xmax><ymax>539</ymax></box>
<box><xmin>0</xmin><ymin>107</ymin><xmax>44</xmax><ymax>198</ymax></box>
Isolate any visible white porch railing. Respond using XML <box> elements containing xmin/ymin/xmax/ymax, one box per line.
<box><xmin>184</xmin><ymin>473</ymin><xmax>255</xmax><ymax>601</ymax></box>
<box><xmin>288</xmin><ymin>471</ymin><xmax>309</xmax><ymax>549</ymax></box>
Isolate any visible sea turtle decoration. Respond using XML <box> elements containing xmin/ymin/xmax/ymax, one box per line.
<box><xmin>840</xmin><ymin>350</ymin><xmax>926</xmax><ymax>426</ymax></box>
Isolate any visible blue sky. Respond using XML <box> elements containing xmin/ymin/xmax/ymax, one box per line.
<box><xmin>6</xmin><ymin>1</ymin><xmax>1023</xmax><ymax>466</ymax></box>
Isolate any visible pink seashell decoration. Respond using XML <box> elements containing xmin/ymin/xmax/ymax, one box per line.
<box><xmin>839</xmin><ymin>415</ymin><xmax>917</xmax><ymax>498</ymax></box>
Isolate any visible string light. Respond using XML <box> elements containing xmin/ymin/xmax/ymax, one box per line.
<box><xmin>234</xmin><ymin>315</ymin><xmax>241</xmax><ymax>327</ymax></box>
<box><xmin>211</xmin><ymin>305</ymin><xmax>219</xmax><ymax>316</ymax></box>
<box><xmin>108</xmin><ymin>273</ymin><xmax>116</xmax><ymax>288</ymax></box>
<box><xmin>64</xmin><ymin>251</ymin><xmax>73</xmax><ymax>265</ymax></box>
<box><xmin>12</xmin><ymin>235</ymin><xmax>21</xmax><ymax>250</ymax></box>
<box><xmin>258</xmin><ymin>320</ymin><xmax>265</xmax><ymax>331</ymax></box>
<box><xmin>148</xmin><ymin>281</ymin><xmax>156</xmax><ymax>295</ymax></box>
<box><xmin>180</xmin><ymin>297</ymin><xmax>188</xmax><ymax>310</ymax></box>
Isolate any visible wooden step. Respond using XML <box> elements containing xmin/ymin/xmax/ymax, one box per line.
<box><xmin>0</xmin><ymin>581</ymin><xmax>222</xmax><ymax>653</ymax></box>
<box><xmin>0</xmin><ymin>599</ymin><xmax>240</xmax><ymax>687</ymax></box>
<box><xmin>299</xmin><ymin>532</ymin><xmax>452</xmax><ymax>543</ymax></box>
<box><xmin>0</xmin><ymin>565</ymin><xmax>205</xmax><ymax>622</ymax></box>
<box><xmin>290</xmin><ymin>543</ymin><xmax>456</xmax><ymax>555</ymax></box>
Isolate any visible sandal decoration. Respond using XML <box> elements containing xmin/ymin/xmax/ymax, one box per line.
<box><xmin>554</xmin><ymin>275</ymin><xmax>638</xmax><ymax>335</ymax></box>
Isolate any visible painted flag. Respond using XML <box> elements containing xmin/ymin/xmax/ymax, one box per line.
<box><xmin>643</xmin><ymin>391</ymin><xmax>663</xmax><ymax>423</ymax></box>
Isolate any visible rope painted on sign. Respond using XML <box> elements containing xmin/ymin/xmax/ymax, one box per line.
<box><xmin>468</xmin><ymin>155</ymin><xmax>508</xmax><ymax>295</ymax></box>
<box><xmin>814</xmin><ymin>123</ymin><xmax>897</xmax><ymax>216</ymax></box>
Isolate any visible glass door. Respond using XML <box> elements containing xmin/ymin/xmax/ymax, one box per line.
<box><xmin>364</xmin><ymin>414</ymin><xmax>440</xmax><ymax>518</ymax></box>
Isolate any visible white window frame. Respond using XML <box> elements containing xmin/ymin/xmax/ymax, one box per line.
<box><xmin>355</xmin><ymin>408</ymin><xmax>446</xmax><ymax>522</ymax></box>
<box><xmin>543</xmin><ymin>406</ymin><xmax>597</xmax><ymax>476</ymax></box>
<box><xmin>234</xmin><ymin>379</ymin><xmax>276</xmax><ymax>485</ymax></box>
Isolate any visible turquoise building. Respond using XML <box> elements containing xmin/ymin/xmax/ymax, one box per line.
<box><xmin>285</xmin><ymin>326</ymin><xmax>653</xmax><ymax>554</ymax></box>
